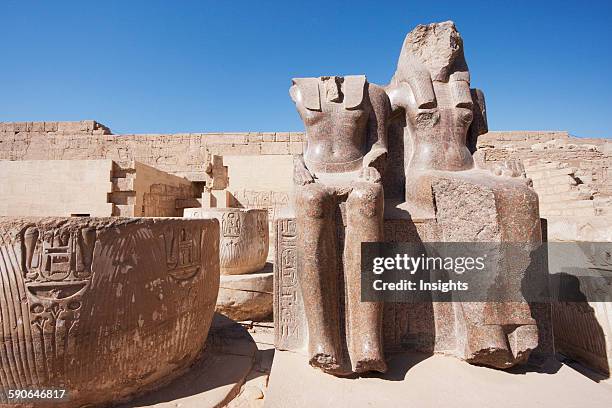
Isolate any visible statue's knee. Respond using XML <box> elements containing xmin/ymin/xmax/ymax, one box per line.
<box><xmin>297</xmin><ymin>185</ymin><xmax>333</xmax><ymax>219</ymax></box>
<box><xmin>348</xmin><ymin>183</ymin><xmax>383</xmax><ymax>218</ymax></box>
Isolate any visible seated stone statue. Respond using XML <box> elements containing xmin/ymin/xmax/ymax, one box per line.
<box><xmin>290</xmin><ymin>75</ymin><xmax>391</xmax><ymax>375</ymax></box>
<box><xmin>385</xmin><ymin>21</ymin><xmax>542</xmax><ymax>368</ymax></box>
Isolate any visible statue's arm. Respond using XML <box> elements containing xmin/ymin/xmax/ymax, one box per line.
<box><xmin>363</xmin><ymin>84</ymin><xmax>391</xmax><ymax>177</ymax></box>
<box><xmin>467</xmin><ymin>88</ymin><xmax>487</xmax><ymax>154</ymax></box>
<box><xmin>290</xmin><ymin>84</ymin><xmax>315</xmax><ymax>186</ymax></box>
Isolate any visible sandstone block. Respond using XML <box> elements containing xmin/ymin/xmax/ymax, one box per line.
<box><xmin>261</xmin><ymin>141</ymin><xmax>290</xmax><ymax>155</ymax></box>
<box><xmin>43</xmin><ymin>121</ymin><xmax>58</xmax><ymax>132</ymax></box>
<box><xmin>248</xmin><ymin>132</ymin><xmax>263</xmax><ymax>143</ymax></box>
<box><xmin>216</xmin><ymin>271</ymin><xmax>273</xmax><ymax>321</ymax></box>
<box><xmin>262</xmin><ymin>133</ymin><xmax>276</xmax><ymax>142</ymax></box>
<box><xmin>275</xmin><ymin>132</ymin><xmax>290</xmax><ymax>142</ymax></box>
<box><xmin>289</xmin><ymin>141</ymin><xmax>304</xmax><ymax>154</ymax></box>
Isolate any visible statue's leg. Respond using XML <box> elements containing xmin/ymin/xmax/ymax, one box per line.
<box><xmin>344</xmin><ymin>181</ymin><xmax>387</xmax><ymax>373</ymax></box>
<box><xmin>296</xmin><ymin>183</ymin><xmax>343</xmax><ymax>374</ymax></box>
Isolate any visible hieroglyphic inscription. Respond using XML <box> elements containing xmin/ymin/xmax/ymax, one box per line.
<box><xmin>22</xmin><ymin>226</ymin><xmax>96</xmax><ymax>336</ymax></box>
<box><xmin>222</xmin><ymin>211</ymin><xmax>241</xmax><ymax>237</ymax></box>
<box><xmin>273</xmin><ymin>217</ymin><xmax>305</xmax><ymax>350</ymax></box>
<box><xmin>162</xmin><ymin>225</ymin><xmax>202</xmax><ymax>281</ymax></box>
<box><xmin>231</xmin><ymin>190</ymin><xmax>290</xmax><ymax>232</ymax></box>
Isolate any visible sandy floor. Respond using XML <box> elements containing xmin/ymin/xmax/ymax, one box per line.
<box><xmin>119</xmin><ymin>320</ymin><xmax>612</xmax><ymax>408</ymax></box>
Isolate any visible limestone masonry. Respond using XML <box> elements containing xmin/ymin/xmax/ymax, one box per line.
<box><xmin>2</xmin><ymin>124</ymin><xmax>610</xmax><ymax>221</ymax></box>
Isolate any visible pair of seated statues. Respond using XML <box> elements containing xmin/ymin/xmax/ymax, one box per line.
<box><xmin>289</xmin><ymin>22</ymin><xmax>542</xmax><ymax>376</ymax></box>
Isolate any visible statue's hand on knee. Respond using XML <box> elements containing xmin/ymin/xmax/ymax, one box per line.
<box><xmin>359</xmin><ymin>165</ymin><xmax>381</xmax><ymax>184</ymax></box>
<box><xmin>293</xmin><ymin>155</ymin><xmax>315</xmax><ymax>186</ymax></box>
<box><xmin>492</xmin><ymin>159</ymin><xmax>533</xmax><ymax>186</ymax></box>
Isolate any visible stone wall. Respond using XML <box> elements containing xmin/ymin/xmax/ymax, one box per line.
<box><xmin>0</xmin><ymin>157</ymin><xmax>194</xmax><ymax>217</ymax></box>
<box><xmin>0</xmin><ymin>121</ymin><xmax>305</xmax><ymax>184</ymax></box>
<box><xmin>0</xmin><ymin>159</ymin><xmax>115</xmax><ymax>216</ymax></box>
<box><xmin>1</xmin><ymin>122</ymin><xmax>611</xmax><ymax>222</ymax></box>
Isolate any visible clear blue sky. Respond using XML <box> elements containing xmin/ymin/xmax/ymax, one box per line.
<box><xmin>1</xmin><ymin>0</ymin><xmax>610</xmax><ymax>137</ymax></box>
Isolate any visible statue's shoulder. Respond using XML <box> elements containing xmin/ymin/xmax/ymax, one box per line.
<box><xmin>291</xmin><ymin>77</ymin><xmax>321</xmax><ymax>110</ymax></box>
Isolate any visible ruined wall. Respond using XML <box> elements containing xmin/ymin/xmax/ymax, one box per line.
<box><xmin>0</xmin><ymin>121</ymin><xmax>303</xmax><ymax>232</ymax></box>
<box><xmin>133</xmin><ymin>162</ymin><xmax>195</xmax><ymax>217</ymax></box>
<box><xmin>478</xmin><ymin>131</ymin><xmax>612</xmax><ymax>218</ymax></box>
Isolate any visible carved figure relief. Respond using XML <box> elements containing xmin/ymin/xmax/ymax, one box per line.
<box><xmin>186</xmin><ymin>208</ymin><xmax>269</xmax><ymax>275</ymax></box>
<box><xmin>222</xmin><ymin>211</ymin><xmax>241</xmax><ymax>237</ymax></box>
<box><xmin>0</xmin><ymin>217</ymin><xmax>220</xmax><ymax>406</ymax></box>
<box><xmin>163</xmin><ymin>225</ymin><xmax>202</xmax><ymax>281</ymax></box>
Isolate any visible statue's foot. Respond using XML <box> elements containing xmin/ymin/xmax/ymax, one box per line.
<box><xmin>309</xmin><ymin>352</ymin><xmax>352</xmax><ymax>376</ymax></box>
<box><xmin>350</xmin><ymin>344</ymin><xmax>388</xmax><ymax>374</ymax></box>
<box><xmin>353</xmin><ymin>357</ymin><xmax>388</xmax><ymax>374</ymax></box>
<box><xmin>466</xmin><ymin>324</ymin><xmax>539</xmax><ymax>369</ymax></box>
<box><xmin>507</xmin><ymin>324</ymin><xmax>539</xmax><ymax>365</ymax></box>
<box><xmin>466</xmin><ymin>324</ymin><xmax>515</xmax><ymax>369</ymax></box>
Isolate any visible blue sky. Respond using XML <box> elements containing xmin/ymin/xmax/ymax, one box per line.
<box><xmin>1</xmin><ymin>1</ymin><xmax>610</xmax><ymax>137</ymax></box>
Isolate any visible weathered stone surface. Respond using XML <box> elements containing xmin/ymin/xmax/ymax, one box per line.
<box><xmin>393</xmin><ymin>20</ymin><xmax>468</xmax><ymax>83</ymax></box>
<box><xmin>122</xmin><ymin>314</ymin><xmax>257</xmax><ymax>408</ymax></box>
<box><xmin>185</xmin><ymin>208</ymin><xmax>269</xmax><ymax>275</ymax></box>
<box><xmin>0</xmin><ymin>216</ymin><xmax>220</xmax><ymax>407</ymax></box>
<box><xmin>216</xmin><ymin>271</ymin><xmax>273</xmax><ymax>322</ymax></box>
<box><xmin>205</xmin><ymin>155</ymin><xmax>229</xmax><ymax>191</ymax></box>
<box><xmin>553</xmin><ymin>300</ymin><xmax>612</xmax><ymax>376</ymax></box>
<box><xmin>546</xmin><ymin>222</ymin><xmax>612</xmax><ymax>376</ymax></box>
<box><xmin>290</xmin><ymin>75</ymin><xmax>391</xmax><ymax>375</ymax></box>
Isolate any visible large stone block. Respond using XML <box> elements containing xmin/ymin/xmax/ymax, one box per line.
<box><xmin>216</xmin><ymin>271</ymin><xmax>273</xmax><ymax>321</ymax></box>
<box><xmin>0</xmin><ymin>216</ymin><xmax>220</xmax><ymax>407</ymax></box>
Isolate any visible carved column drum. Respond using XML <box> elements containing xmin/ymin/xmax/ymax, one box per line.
<box><xmin>0</xmin><ymin>217</ymin><xmax>220</xmax><ymax>407</ymax></box>
<box><xmin>184</xmin><ymin>208</ymin><xmax>269</xmax><ymax>275</ymax></box>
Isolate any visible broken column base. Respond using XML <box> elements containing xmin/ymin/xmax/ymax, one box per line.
<box><xmin>216</xmin><ymin>264</ymin><xmax>274</xmax><ymax>322</ymax></box>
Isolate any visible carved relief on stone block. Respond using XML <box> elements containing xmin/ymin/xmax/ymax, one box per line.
<box><xmin>0</xmin><ymin>217</ymin><xmax>220</xmax><ymax>407</ymax></box>
<box><xmin>185</xmin><ymin>208</ymin><xmax>269</xmax><ymax>275</ymax></box>
<box><xmin>162</xmin><ymin>223</ymin><xmax>204</xmax><ymax>281</ymax></box>
<box><xmin>20</xmin><ymin>225</ymin><xmax>96</xmax><ymax>350</ymax></box>
<box><xmin>273</xmin><ymin>217</ymin><xmax>306</xmax><ymax>351</ymax></box>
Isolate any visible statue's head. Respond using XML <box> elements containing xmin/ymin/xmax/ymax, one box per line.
<box><xmin>388</xmin><ymin>21</ymin><xmax>487</xmax><ymax>167</ymax></box>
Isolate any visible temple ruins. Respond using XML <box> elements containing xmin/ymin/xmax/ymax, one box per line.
<box><xmin>0</xmin><ymin>20</ymin><xmax>611</xmax><ymax>408</ymax></box>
